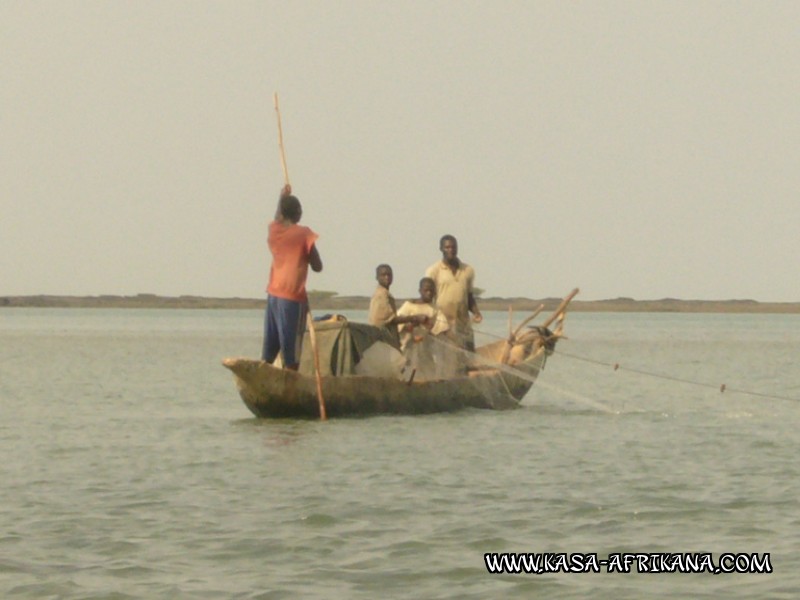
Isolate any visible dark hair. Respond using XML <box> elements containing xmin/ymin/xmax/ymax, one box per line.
<box><xmin>375</xmin><ymin>263</ymin><xmax>392</xmax><ymax>276</ymax></box>
<box><xmin>279</xmin><ymin>195</ymin><xmax>302</xmax><ymax>223</ymax></box>
<box><xmin>439</xmin><ymin>234</ymin><xmax>457</xmax><ymax>250</ymax></box>
<box><xmin>419</xmin><ymin>277</ymin><xmax>435</xmax><ymax>288</ymax></box>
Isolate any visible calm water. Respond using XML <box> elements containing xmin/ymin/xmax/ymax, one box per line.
<box><xmin>1</xmin><ymin>308</ymin><xmax>798</xmax><ymax>599</ymax></box>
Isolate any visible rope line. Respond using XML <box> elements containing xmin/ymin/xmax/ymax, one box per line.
<box><xmin>473</xmin><ymin>327</ymin><xmax>800</xmax><ymax>404</ymax></box>
<box><xmin>555</xmin><ymin>348</ymin><xmax>800</xmax><ymax>403</ymax></box>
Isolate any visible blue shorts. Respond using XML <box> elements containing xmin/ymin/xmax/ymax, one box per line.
<box><xmin>262</xmin><ymin>296</ymin><xmax>308</xmax><ymax>368</ymax></box>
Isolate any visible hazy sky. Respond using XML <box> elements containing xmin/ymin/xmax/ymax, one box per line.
<box><xmin>2</xmin><ymin>1</ymin><xmax>798</xmax><ymax>301</ymax></box>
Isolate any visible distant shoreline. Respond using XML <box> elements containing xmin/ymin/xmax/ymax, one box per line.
<box><xmin>2</xmin><ymin>294</ymin><xmax>799</xmax><ymax>314</ymax></box>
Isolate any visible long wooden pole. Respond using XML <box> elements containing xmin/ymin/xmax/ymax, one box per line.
<box><xmin>541</xmin><ymin>288</ymin><xmax>580</xmax><ymax>329</ymax></box>
<box><xmin>306</xmin><ymin>313</ymin><xmax>327</xmax><ymax>420</ymax></box>
<box><xmin>273</xmin><ymin>93</ymin><xmax>290</xmax><ymax>187</ymax></box>
<box><xmin>272</xmin><ymin>93</ymin><xmax>326</xmax><ymax>420</ymax></box>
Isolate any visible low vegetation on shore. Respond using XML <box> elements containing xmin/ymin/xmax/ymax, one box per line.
<box><xmin>1</xmin><ymin>293</ymin><xmax>798</xmax><ymax>314</ymax></box>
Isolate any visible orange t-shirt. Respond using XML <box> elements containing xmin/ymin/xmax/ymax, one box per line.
<box><xmin>266</xmin><ymin>221</ymin><xmax>319</xmax><ymax>302</ymax></box>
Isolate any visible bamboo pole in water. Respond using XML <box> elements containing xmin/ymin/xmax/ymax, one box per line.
<box><xmin>306</xmin><ymin>313</ymin><xmax>327</xmax><ymax>421</ymax></box>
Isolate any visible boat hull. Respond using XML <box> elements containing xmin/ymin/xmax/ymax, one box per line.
<box><xmin>222</xmin><ymin>349</ymin><xmax>548</xmax><ymax>419</ymax></box>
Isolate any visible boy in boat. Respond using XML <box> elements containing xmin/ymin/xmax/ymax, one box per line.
<box><xmin>396</xmin><ymin>277</ymin><xmax>450</xmax><ymax>380</ymax></box>
<box><xmin>261</xmin><ymin>185</ymin><xmax>323</xmax><ymax>370</ymax></box>
<box><xmin>368</xmin><ymin>264</ymin><xmax>428</xmax><ymax>346</ymax></box>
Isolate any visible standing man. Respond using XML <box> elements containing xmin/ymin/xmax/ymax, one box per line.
<box><xmin>425</xmin><ymin>234</ymin><xmax>482</xmax><ymax>352</ymax></box>
<box><xmin>262</xmin><ymin>185</ymin><xmax>323</xmax><ymax>370</ymax></box>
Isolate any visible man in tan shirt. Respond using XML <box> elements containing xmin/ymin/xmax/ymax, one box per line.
<box><xmin>425</xmin><ymin>235</ymin><xmax>483</xmax><ymax>352</ymax></box>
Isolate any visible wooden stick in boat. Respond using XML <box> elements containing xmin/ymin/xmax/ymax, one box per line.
<box><xmin>306</xmin><ymin>313</ymin><xmax>327</xmax><ymax>420</ymax></box>
<box><xmin>273</xmin><ymin>92</ymin><xmax>290</xmax><ymax>187</ymax></box>
<box><xmin>541</xmin><ymin>288</ymin><xmax>580</xmax><ymax>329</ymax></box>
<box><xmin>511</xmin><ymin>304</ymin><xmax>545</xmax><ymax>339</ymax></box>
<box><xmin>501</xmin><ymin>304</ymin><xmax>544</xmax><ymax>365</ymax></box>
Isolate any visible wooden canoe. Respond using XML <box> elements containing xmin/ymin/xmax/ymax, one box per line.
<box><xmin>222</xmin><ymin>341</ymin><xmax>550</xmax><ymax>418</ymax></box>
<box><xmin>223</xmin><ymin>289</ymin><xmax>577</xmax><ymax>419</ymax></box>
